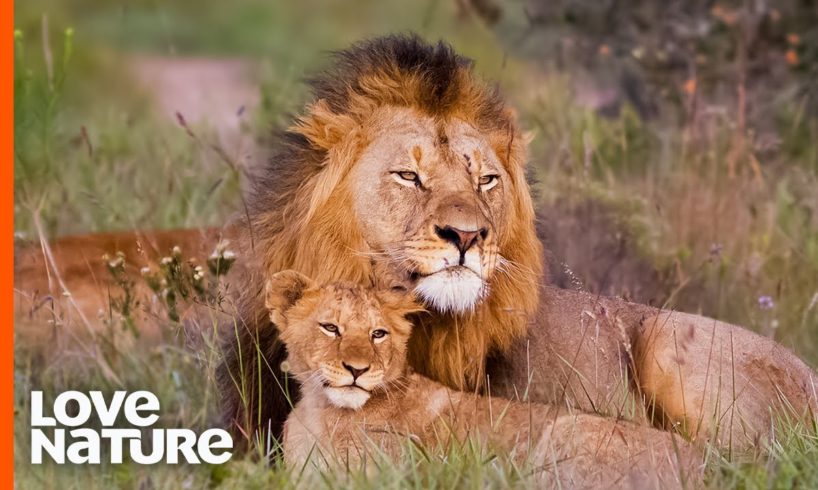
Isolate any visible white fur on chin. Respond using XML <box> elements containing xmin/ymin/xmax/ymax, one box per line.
<box><xmin>324</xmin><ymin>386</ymin><xmax>371</xmax><ymax>409</ymax></box>
<box><xmin>414</xmin><ymin>268</ymin><xmax>486</xmax><ymax>313</ymax></box>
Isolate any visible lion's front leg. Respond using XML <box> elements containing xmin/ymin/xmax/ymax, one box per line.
<box><xmin>635</xmin><ymin>311</ymin><xmax>818</xmax><ymax>448</ymax></box>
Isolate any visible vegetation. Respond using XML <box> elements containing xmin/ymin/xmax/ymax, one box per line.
<box><xmin>14</xmin><ymin>0</ymin><xmax>818</xmax><ymax>487</ymax></box>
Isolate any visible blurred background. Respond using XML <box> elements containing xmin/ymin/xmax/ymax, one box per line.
<box><xmin>14</xmin><ymin>0</ymin><xmax>818</xmax><ymax>364</ymax></box>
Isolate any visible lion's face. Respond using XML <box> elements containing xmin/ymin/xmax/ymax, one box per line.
<box><xmin>266</xmin><ymin>271</ymin><xmax>420</xmax><ymax>409</ymax></box>
<box><xmin>349</xmin><ymin>107</ymin><xmax>512</xmax><ymax>313</ymax></box>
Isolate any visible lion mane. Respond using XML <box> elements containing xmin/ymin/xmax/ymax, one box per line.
<box><xmin>218</xmin><ymin>34</ymin><xmax>543</xmax><ymax>444</ymax></box>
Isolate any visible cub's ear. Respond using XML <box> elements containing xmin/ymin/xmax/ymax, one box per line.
<box><xmin>375</xmin><ymin>289</ymin><xmax>426</xmax><ymax>336</ymax></box>
<box><xmin>265</xmin><ymin>270</ymin><xmax>317</xmax><ymax>329</ymax></box>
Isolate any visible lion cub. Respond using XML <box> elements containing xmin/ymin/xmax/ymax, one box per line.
<box><xmin>267</xmin><ymin>271</ymin><xmax>701</xmax><ymax>487</ymax></box>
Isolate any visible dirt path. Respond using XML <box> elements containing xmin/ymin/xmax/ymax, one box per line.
<box><xmin>130</xmin><ymin>55</ymin><xmax>261</xmax><ymax>153</ymax></box>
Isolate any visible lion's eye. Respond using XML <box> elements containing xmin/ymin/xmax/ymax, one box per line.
<box><xmin>478</xmin><ymin>174</ymin><xmax>499</xmax><ymax>191</ymax></box>
<box><xmin>371</xmin><ymin>329</ymin><xmax>389</xmax><ymax>342</ymax></box>
<box><xmin>391</xmin><ymin>171</ymin><xmax>421</xmax><ymax>187</ymax></box>
<box><xmin>319</xmin><ymin>323</ymin><xmax>340</xmax><ymax>337</ymax></box>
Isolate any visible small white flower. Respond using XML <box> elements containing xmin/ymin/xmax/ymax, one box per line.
<box><xmin>210</xmin><ymin>239</ymin><xmax>232</xmax><ymax>258</ymax></box>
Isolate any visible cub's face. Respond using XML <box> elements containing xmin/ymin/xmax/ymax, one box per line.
<box><xmin>266</xmin><ymin>271</ymin><xmax>420</xmax><ymax>409</ymax></box>
<box><xmin>349</xmin><ymin>106</ymin><xmax>514</xmax><ymax>314</ymax></box>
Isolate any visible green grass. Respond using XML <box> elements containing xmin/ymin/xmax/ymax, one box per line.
<box><xmin>13</xmin><ymin>26</ymin><xmax>241</xmax><ymax>237</ymax></box>
<box><xmin>13</xmin><ymin>0</ymin><xmax>818</xmax><ymax>488</ymax></box>
<box><xmin>523</xmin><ymin>75</ymin><xmax>818</xmax><ymax>364</ymax></box>
<box><xmin>13</xmin><ymin>298</ymin><xmax>818</xmax><ymax>488</ymax></box>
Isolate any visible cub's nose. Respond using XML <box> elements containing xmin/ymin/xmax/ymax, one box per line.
<box><xmin>342</xmin><ymin>362</ymin><xmax>370</xmax><ymax>380</ymax></box>
<box><xmin>435</xmin><ymin>225</ymin><xmax>488</xmax><ymax>256</ymax></box>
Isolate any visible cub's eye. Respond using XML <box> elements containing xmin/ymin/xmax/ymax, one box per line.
<box><xmin>371</xmin><ymin>329</ymin><xmax>389</xmax><ymax>342</ymax></box>
<box><xmin>478</xmin><ymin>174</ymin><xmax>499</xmax><ymax>191</ymax></box>
<box><xmin>391</xmin><ymin>171</ymin><xmax>421</xmax><ymax>187</ymax></box>
<box><xmin>319</xmin><ymin>323</ymin><xmax>340</xmax><ymax>337</ymax></box>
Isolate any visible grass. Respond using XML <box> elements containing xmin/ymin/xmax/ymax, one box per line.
<box><xmin>13</xmin><ymin>0</ymin><xmax>818</xmax><ymax>488</ymax></box>
<box><xmin>524</xmin><ymin>75</ymin><xmax>818</xmax><ymax>363</ymax></box>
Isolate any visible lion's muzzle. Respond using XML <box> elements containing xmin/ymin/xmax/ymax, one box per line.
<box><xmin>434</xmin><ymin>225</ymin><xmax>488</xmax><ymax>264</ymax></box>
<box><xmin>406</xmin><ymin>193</ymin><xmax>496</xmax><ymax>313</ymax></box>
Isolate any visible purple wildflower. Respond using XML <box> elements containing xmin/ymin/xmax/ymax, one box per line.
<box><xmin>758</xmin><ymin>295</ymin><xmax>775</xmax><ymax>310</ymax></box>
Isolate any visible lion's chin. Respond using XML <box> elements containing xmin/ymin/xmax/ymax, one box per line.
<box><xmin>324</xmin><ymin>386</ymin><xmax>371</xmax><ymax>410</ymax></box>
<box><xmin>414</xmin><ymin>267</ymin><xmax>486</xmax><ymax>314</ymax></box>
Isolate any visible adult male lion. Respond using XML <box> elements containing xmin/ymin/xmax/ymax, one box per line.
<box><xmin>16</xmin><ymin>35</ymin><xmax>816</xmax><ymax>451</ymax></box>
<box><xmin>217</xmin><ymin>35</ymin><xmax>816</xmax><ymax>450</ymax></box>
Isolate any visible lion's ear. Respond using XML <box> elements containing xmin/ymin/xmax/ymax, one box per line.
<box><xmin>265</xmin><ymin>270</ymin><xmax>317</xmax><ymax>329</ymax></box>
<box><xmin>290</xmin><ymin>98</ymin><xmax>357</xmax><ymax>151</ymax></box>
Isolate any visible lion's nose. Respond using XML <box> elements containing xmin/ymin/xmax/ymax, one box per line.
<box><xmin>342</xmin><ymin>362</ymin><xmax>370</xmax><ymax>380</ymax></box>
<box><xmin>435</xmin><ymin>225</ymin><xmax>488</xmax><ymax>258</ymax></box>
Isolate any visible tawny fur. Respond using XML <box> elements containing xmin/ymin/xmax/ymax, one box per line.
<box><xmin>242</xmin><ymin>35</ymin><xmax>541</xmax><ymax>392</ymax></box>
<box><xmin>269</xmin><ymin>271</ymin><xmax>702</xmax><ymax>488</ymax></box>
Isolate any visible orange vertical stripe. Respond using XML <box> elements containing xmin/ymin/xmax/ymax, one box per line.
<box><xmin>3</xmin><ymin>0</ymin><xmax>16</xmax><ymax>483</ymax></box>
